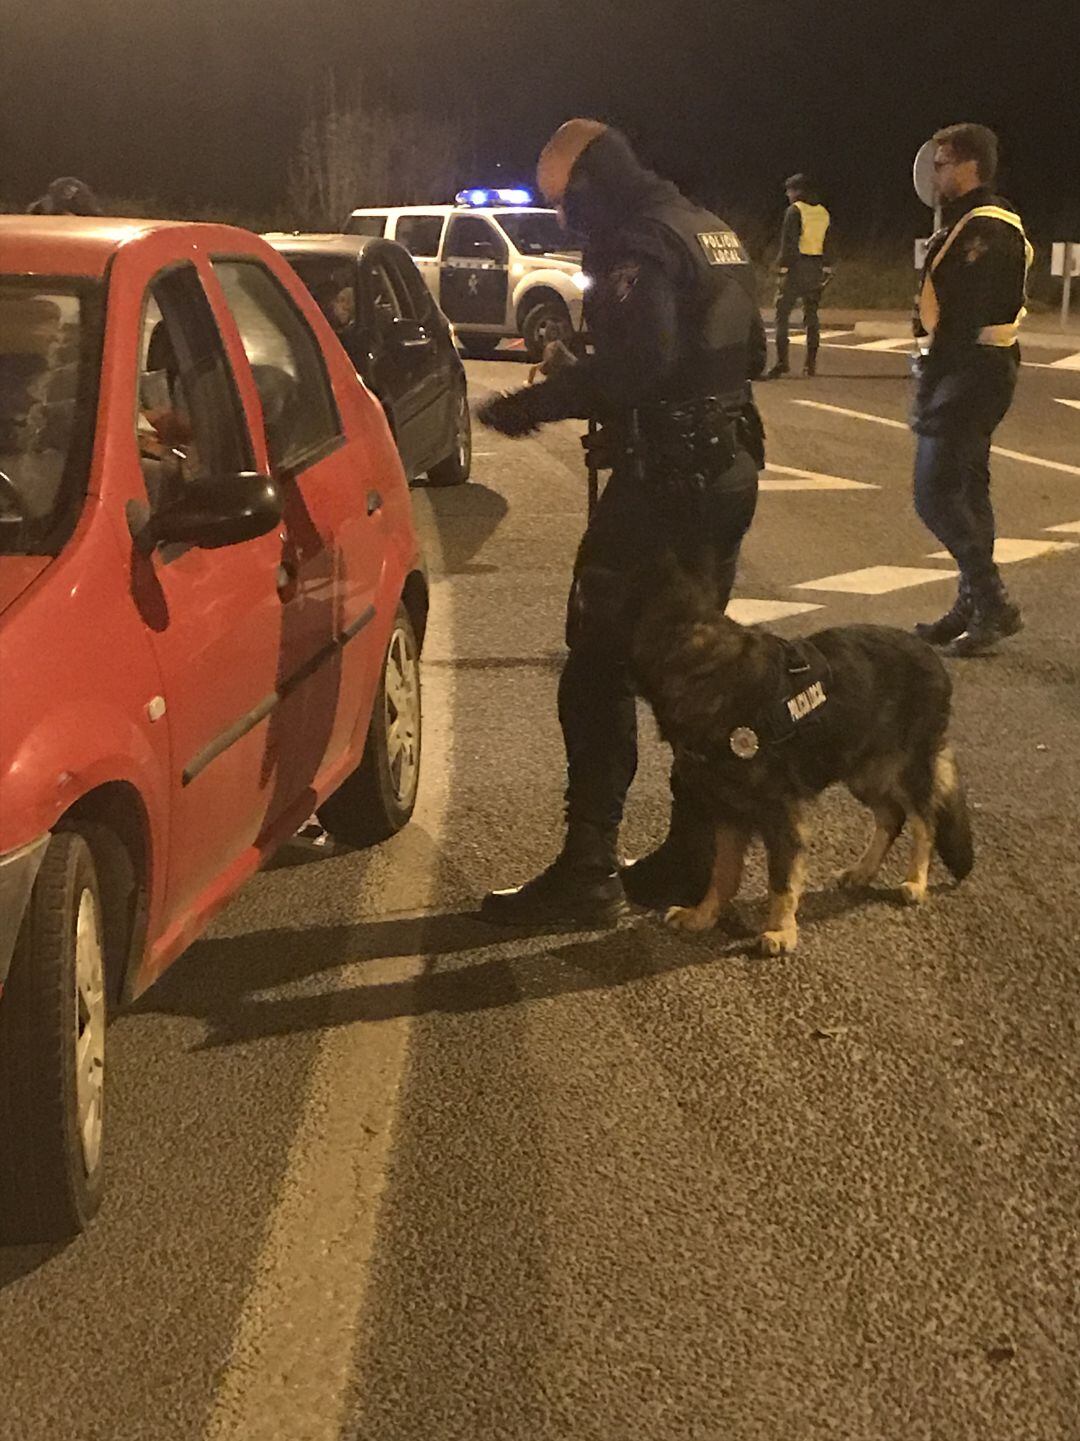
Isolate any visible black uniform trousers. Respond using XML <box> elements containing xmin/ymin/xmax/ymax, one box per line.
<box><xmin>912</xmin><ymin>346</ymin><xmax>1019</xmax><ymax>595</ymax></box>
<box><xmin>775</xmin><ymin>257</ymin><xmax>825</xmax><ymax>369</ymax></box>
<box><xmin>559</xmin><ymin>448</ymin><xmax>759</xmax><ymax>830</ymax></box>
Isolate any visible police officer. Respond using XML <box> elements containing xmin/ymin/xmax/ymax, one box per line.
<box><xmin>764</xmin><ymin>174</ymin><xmax>833</xmax><ymax>380</ymax></box>
<box><xmin>27</xmin><ymin>177</ymin><xmax>103</xmax><ymax>217</ymax></box>
<box><xmin>911</xmin><ymin>123</ymin><xmax>1031</xmax><ymax>656</ymax></box>
<box><xmin>476</xmin><ymin>119</ymin><xmax>766</xmax><ymax>928</ymax></box>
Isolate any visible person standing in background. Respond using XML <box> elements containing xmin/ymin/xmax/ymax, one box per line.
<box><xmin>764</xmin><ymin>173</ymin><xmax>832</xmax><ymax>380</ymax></box>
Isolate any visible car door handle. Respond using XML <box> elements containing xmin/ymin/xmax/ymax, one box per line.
<box><xmin>366</xmin><ymin>489</ymin><xmax>383</xmax><ymax>515</ymax></box>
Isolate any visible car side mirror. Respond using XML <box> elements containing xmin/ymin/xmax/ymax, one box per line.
<box><xmin>130</xmin><ymin>472</ymin><xmax>282</xmax><ymax>553</ymax></box>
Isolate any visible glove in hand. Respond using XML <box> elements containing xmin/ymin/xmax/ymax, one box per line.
<box><xmin>476</xmin><ymin>390</ymin><xmax>540</xmax><ymax>437</ymax></box>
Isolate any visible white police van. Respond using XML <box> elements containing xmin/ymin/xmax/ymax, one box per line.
<box><xmin>345</xmin><ymin>188</ymin><xmax>588</xmax><ymax>360</ymax></box>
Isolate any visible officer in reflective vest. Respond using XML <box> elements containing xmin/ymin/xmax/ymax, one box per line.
<box><xmin>764</xmin><ymin>174</ymin><xmax>833</xmax><ymax>380</ymax></box>
<box><xmin>911</xmin><ymin>123</ymin><xmax>1032</xmax><ymax>656</ymax></box>
<box><xmin>475</xmin><ymin>119</ymin><xmax>766</xmax><ymax>927</ymax></box>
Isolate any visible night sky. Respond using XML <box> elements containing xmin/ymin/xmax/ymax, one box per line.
<box><xmin>3</xmin><ymin>0</ymin><xmax>1076</xmax><ymax>242</ymax></box>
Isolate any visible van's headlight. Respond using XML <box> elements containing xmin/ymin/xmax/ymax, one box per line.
<box><xmin>571</xmin><ymin>271</ymin><xmax>591</xmax><ymax>292</ymax></box>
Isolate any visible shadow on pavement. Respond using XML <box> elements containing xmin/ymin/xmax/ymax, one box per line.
<box><xmin>0</xmin><ymin>1241</ymin><xmax>65</xmax><ymax>1291</ymax></box>
<box><xmin>139</xmin><ymin>878</ymin><xmax>911</xmax><ymax>1051</ymax></box>
<box><xmin>414</xmin><ymin>480</ymin><xmax>509</xmax><ymax>576</ymax></box>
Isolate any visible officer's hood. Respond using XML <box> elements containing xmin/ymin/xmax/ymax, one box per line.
<box><xmin>562</xmin><ymin>130</ymin><xmax>682</xmax><ymax>243</ymax></box>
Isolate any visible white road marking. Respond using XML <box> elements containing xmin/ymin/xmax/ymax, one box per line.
<box><xmin>784</xmin><ymin>329</ymin><xmax>852</xmax><ymax>344</ymax></box>
<box><xmin>792</xmin><ymin>399</ymin><xmax>1080</xmax><ymax>478</ymax></box>
<box><xmin>1050</xmin><ymin>351</ymin><xmax>1080</xmax><ymax>370</ymax></box>
<box><xmin>206</xmin><ymin>499</ymin><xmax>454</xmax><ymax>1441</ymax></box>
<box><xmin>794</xmin><ymin>564</ymin><xmax>955</xmax><ymax>595</ymax></box>
<box><xmin>852</xmin><ymin>337</ymin><xmax>914</xmax><ymax>352</ymax></box>
<box><xmin>762</xmin><ymin>463</ymin><xmax>877</xmax><ymax>491</ymax></box>
<box><xmin>1055</xmin><ymin>398</ymin><xmax>1080</xmax><ymax>411</ymax></box>
<box><xmin>1046</xmin><ymin>519</ymin><xmax>1080</xmax><ymax>534</ymax></box>
<box><xmin>927</xmin><ymin>537</ymin><xmax>1078</xmax><ymax>564</ymax></box>
<box><xmin>727</xmin><ymin>598</ymin><xmax>823</xmax><ymax>624</ymax></box>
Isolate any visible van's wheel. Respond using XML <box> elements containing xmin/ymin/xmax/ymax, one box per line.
<box><xmin>427</xmin><ymin>384</ymin><xmax>472</xmax><ymax>486</ymax></box>
<box><xmin>0</xmin><ymin>832</ymin><xmax>107</xmax><ymax>1243</ymax></box>
<box><xmin>521</xmin><ymin>300</ymin><xmax>573</xmax><ymax>362</ymax></box>
<box><xmin>318</xmin><ymin>604</ymin><xmax>422</xmax><ymax>848</ymax></box>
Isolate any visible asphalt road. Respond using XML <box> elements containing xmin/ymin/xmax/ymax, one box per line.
<box><xmin>2</xmin><ymin>337</ymin><xmax>1078</xmax><ymax>1441</ymax></box>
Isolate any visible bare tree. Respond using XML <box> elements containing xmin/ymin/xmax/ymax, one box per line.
<box><xmin>286</xmin><ymin>74</ymin><xmax>474</xmax><ymax>230</ymax></box>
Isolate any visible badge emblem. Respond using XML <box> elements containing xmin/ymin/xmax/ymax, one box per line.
<box><xmin>729</xmin><ymin>726</ymin><xmax>759</xmax><ymax>760</ymax></box>
<box><xmin>467</xmin><ymin>273</ymin><xmax>480</xmax><ymax>295</ymax></box>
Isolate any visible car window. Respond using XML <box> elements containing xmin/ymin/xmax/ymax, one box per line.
<box><xmin>212</xmin><ymin>259</ymin><xmax>343</xmax><ymax>473</ymax></box>
<box><xmin>498</xmin><ymin>211</ymin><xmax>579</xmax><ymax>256</ymax></box>
<box><xmin>394</xmin><ymin>214</ymin><xmax>444</xmax><ymax>259</ymax></box>
<box><xmin>344</xmin><ymin>214</ymin><xmax>387</xmax><ymax>238</ymax></box>
<box><xmin>285</xmin><ymin>256</ymin><xmax>357</xmax><ymax>338</ymax></box>
<box><xmin>443</xmin><ymin>216</ymin><xmax>508</xmax><ymax>263</ymax></box>
<box><xmin>366</xmin><ymin>260</ymin><xmax>407</xmax><ymax>328</ymax></box>
<box><xmin>0</xmin><ymin>276</ymin><xmax>102</xmax><ymax>555</ymax></box>
<box><xmin>135</xmin><ymin>265</ymin><xmax>253</xmax><ymax>508</ymax></box>
<box><xmin>383</xmin><ymin>251</ymin><xmax>434</xmax><ymax>322</ymax></box>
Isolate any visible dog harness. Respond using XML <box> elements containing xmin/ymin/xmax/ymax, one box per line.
<box><xmin>677</xmin><ymin>639</ymin><xmax>832</xmax><ymax>765</ymax></box>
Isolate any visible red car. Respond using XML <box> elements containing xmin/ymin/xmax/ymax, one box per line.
<box><xmin>0</xmin><ymin>217</ymin><xmax>427</xmax><ymax>1242</ymax></box>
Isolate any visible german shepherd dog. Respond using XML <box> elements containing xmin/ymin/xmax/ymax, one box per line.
<box><xmin>631</xmin><ymin>561</ymin><xmax>974</xmax><ymax>956</ymax></box>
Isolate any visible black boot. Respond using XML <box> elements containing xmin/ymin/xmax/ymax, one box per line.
<box><xmin>479</xmin><ymin>821</ymin><xmax>630</xmax><ymax>928</ymax></box>
<box><xmin>802</xmin><ymin>353</ymin><xmax>817</xmax><ymax>378</ymax></box>
<box><xmin>621</xmin><ymin>794</ymin><xmax>715</xmax><ymax>910</ymax></box>
<box><xmin>946</xmin><ymin>582</ymin><xmax>1023</xmax><ymax>657</ymax></box>
<box><xmin>915</xmin><ymin>579</ymin><xmax>973</xmax><ymax>647</ymax></box>
<box><xmin>763</xmin><ymin>362</ymin><xmax>788</xmax><ymax>381</ymax></box>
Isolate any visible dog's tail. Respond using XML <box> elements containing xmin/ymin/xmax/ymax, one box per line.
<box><xmin>932</xmin><ymin>747</ymin><xmax>974</xmax><ymax>881</ymax></box>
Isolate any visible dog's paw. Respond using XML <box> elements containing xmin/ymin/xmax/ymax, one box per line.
<box><xmin>664</xmin><ymin>904</ymin><xmax>716</xmax><ymax>934</ymax></box>
<box><xmin>899</xmin><ymin>881</ymin><xmax>927</xmax><ymax>906</ymax></box>
<box><xmin>759</xmin><ymin>927</ymin><xmax>798</xmax><ymax>956</ymax></box>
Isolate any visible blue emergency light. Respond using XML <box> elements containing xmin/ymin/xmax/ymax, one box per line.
<box><xmin>456</xmin><ymin>187</ymin><xmax>534</xmax><ymax>208</ymax></box>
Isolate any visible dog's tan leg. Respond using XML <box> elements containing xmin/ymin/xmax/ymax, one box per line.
<box><xmin>834</xmin><ymin>802</ymin><xmax>905</xmax><ymax>888</ymax></box>
<box><xmin>899</xmin><ymin>815</ymin><xmax>933</xmax><ymax>905</ymax></box>
<box><xmin>665</xmin><ymin>823</ymin><xmax>749</xmax><ymax>933</ymax></box>
<box><xmin>760</xmin><ymin>806</ymin><xmax>807</xmax><ymax>956</ymax></box>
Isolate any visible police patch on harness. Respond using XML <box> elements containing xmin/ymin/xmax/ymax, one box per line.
<box><xmin>697</xmin><ymin>230</ymin><xmax>747</xmax><ymax>266</ymax></box>
<box><xmin>787</xmin><ymin>680</ymin><xmax>827</xmax><ymax>724</ymax></box>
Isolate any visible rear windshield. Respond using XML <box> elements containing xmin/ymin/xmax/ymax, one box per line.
<box><xmin>497</xmin><ymin>211</ymin><xmax>579</xmax><ymax>257</ymax></box>
<box><xmin>0</xmin><ymin>277</ymin><xmax>102</xmax><ymax>555</ymax></box>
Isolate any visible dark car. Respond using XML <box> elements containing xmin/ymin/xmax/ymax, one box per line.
<box><xmin>265</xmin><ymin>232</ymin><xmax>471</xmax><ymax>486</ymax></box>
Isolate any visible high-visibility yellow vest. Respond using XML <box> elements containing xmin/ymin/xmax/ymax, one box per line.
<box><xmin>794</xmin><ymin>201</ymin><xmax>830</xmax><ymax>256</ymax></box>
<box><xmin>918</xmin><ymin>204</ymin><xmax>1033</xmax><ymax>347</ymax></box>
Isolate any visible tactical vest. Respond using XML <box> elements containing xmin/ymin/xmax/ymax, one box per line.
<box><xmin>918</xmin><ymin>203</ymin><xmax>1033</xmax><ymax>349</ymax></box>
<box><xmin>794</xmin><ymin>201</ymin><xmax>830</xmax><ymax>256</ymax></box>
<box><xmin>638</xmin><ymin>196</ymin><xmax>761</xmax><ymax>401</ymax></box>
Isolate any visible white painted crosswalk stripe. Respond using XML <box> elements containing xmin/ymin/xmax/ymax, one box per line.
<box><xmin>762</xmin><ymin>463</ymin><xmax>877</xmax><ymax>491</ymax></box>
<box><xmin>1046</xmin><ymin>520</ymin><xmax>1080</xmax><ymax>534</ymax></box>
<box><xmin>851</xmin><ymin>337</ymin><xmax>913</xmax><ymax>352</ymax></box>
<box><xmin>792</xmin><ymin>400</ymin><xmax>1080</xmax><ymax>478</ymax></box>
<box><xmin>1050</xmin><ymin>351</ymin><xmax>1080</xmax><ymax>370</ymax></box>
<box><xmin>793</xmin><ymin>565</ymin><xmax>954</xmax><ymax>595</ymax></box>
<box><xmin>927</xmin><ymin>538</ymin><xmax>1078</xmax><ymax>564</ymax></box>
<box><xmin>1055</xmin><ymin>398</ymin><xmax>1080</xmax><ymax>411</ymax></box>
<box><xmin>727</xmin><ymin>598</ymin><xmax>824</xmax><ymax>624</ymax></box>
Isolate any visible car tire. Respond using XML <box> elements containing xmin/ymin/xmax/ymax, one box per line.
<box><xmin>427</xmin><ymin>385</ymin><xmax>472</xmax><ymax>487</ymax></box>
<box><xmin>317</xmin><ymin>604</ymin><xmax>422</xmax><ymax>848</ymax></box>
<box><xmin>0</xmin><ymin>831</ymin><xmax>108</xmax><ymax>1243</ymax></box>
<box><xmin>458</xmin><ymin>334</ymin><xmax>501</xmax><ymax>359</ymax></box>
<box><xmin>521</xmin><ymin>299</ymin><xmax>573</xmax><ymax>362</ymax></box>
